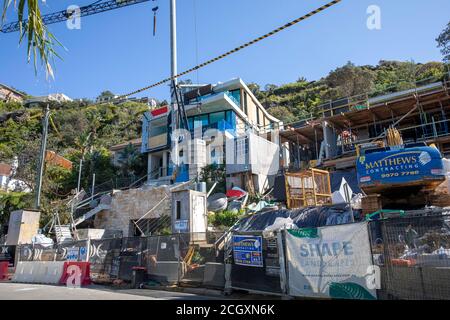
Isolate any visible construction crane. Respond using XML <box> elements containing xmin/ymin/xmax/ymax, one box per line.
<box><xmin>0</xmin><ymin>0</ymin><xmax>153</xmax><ymax>33</ymax></box>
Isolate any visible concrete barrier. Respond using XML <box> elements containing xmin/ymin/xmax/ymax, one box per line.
<box><xmin>12</xmin><ymin>262</ymin><xmax>36</xmax><ymax>283</ymax></box>
<box><xmin>40</xmin><ymin>262</ymin><xmax>65</xmax><ymax>284</ymax></box>
<box><xmin>12</xmin><ymin>261</ymin><xmax>65</xmax><ymax>284</ymax></box>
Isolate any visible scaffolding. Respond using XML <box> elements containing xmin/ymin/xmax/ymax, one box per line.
<box><xmin>285</xmin><ymin>168</ymin><xmax>332</xmax><ymax>209</ymax></box>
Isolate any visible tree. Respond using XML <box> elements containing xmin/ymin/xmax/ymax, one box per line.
<box><xmin>326</xmin><ymin>62</ymin><xmax>376</xmax><ymax>97</ymax></box>
<box><xmin>116</xmin><ymin>143</ymin><xmax>146</xmax><ymax>177</ymax></box>
<box><xmin>2</xmin><ymin>0</ymin><xmax>60</xmax><ymax>76</ymax></box>
<box><xmin>267</xmin><ymin>106</ymin><xmax>297</xmax><ymax>124</ymax></box>
<box><xmin>437</xmin><ymin>21</ymin><xmax>450</xmax><ymax>63</ymax></box>
<box><xmin>264</xmin><ymin>84</ymin><xmax>278</xmax><ymax>93</ymax></box>
<box><xmin>247</xmin><ymin>83</ymin><xmax>261</xmax><ymax>96</ymax></box>
<box><xmin>97</xmin><ymin>91</ymin><xmax>115</xmax><ymax>101</ymax></box>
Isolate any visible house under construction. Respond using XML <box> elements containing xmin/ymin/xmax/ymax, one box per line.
<box><xmin>280</xmin><ymin>75</ymin><xmax>450</xmax><ymax>172</ymax></box>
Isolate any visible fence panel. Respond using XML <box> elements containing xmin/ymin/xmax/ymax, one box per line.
<box><xmin>143</xmin><ymin>234</ymin><xmax>181</xmax><ymax>284</ymax></box>
<box><xmin>0</xmin><ymin>245</ymin><xmax>16</xmax><ymax>267</ymax></box>
<box><xmin>285</xmin><ymin>222</ymin><xmax>376</xmax><ymax>300</ymax></box>
<box><xmin>178</xmin><ymin>232</ymin><xmax>225</xmax><ymax>288</ymax></box>
<box><xmin>372</xmin><ymin>214</ymin><xmax>450</xmax><ymax>300</ymax></box>
<box><xmin>55</xmin><ymin>240</ymin><xmax>89</xmax><ymax>262</ymax></box>
<box><xmin>118</xmin><ymin>237</ymin><xmax>144</xmax><ymax>281</ymax></box>
<box><xmin>229</xmin><ymin>231</ymin><xmax>284</xmax><ymax>295</ymax></box>
<box><xmin>89</xmin><ymin>238</ymin><xmax>122</xmax><ymax>281</ymax></box>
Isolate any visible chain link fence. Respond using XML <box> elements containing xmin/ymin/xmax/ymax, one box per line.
<box><xmin>369</xmin><ymin>214</ymin><xmax>450</xmax><ymax>300</ymax></box>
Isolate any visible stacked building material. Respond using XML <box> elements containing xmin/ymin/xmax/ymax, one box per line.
<box><xmin>361</xmin><ymin>194</ymin><xmax>382</xmax><ymax>216</ymax></box>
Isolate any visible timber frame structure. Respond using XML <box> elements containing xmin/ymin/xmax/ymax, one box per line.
<box><xmin>285</xmin><ymin>168</ymin><xmax>332</xmax><ymax>209</ymax></box>
<box><xmin>280</xmin><ymin>74</ymin><xmax>450</xmax><ymax>171</ymax></box>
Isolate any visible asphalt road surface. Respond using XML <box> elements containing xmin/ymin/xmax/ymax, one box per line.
<box><xmin>0</xmin><ymin>283</ymin><xmax>218</xmax><ymax>300</ymax></box>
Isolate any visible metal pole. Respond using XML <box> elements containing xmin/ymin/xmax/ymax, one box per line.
<box><xmin>34</xmin><ymin>104</ymin><xmax>50</xmax><ymax>209</ymax></box>
<box><xmin>91</xmin><ymin>173</ymin><xmax>96</xmax><ymax>201</ymax></box>
<box><xmin>170</xmin><ymin>0</ymin><xmax>178</xmax><ymax>101</ymax></box>
<box><xmin>170</xmin><ymin>0</ymin><xmax>179</xmax><ymax>173</ymax></box>
<box><xmin>77</xmin><ymin>158</ymin><xmax>83</xmax><ymax>193</ymax></box>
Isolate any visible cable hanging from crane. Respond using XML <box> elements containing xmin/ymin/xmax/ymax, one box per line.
<box><xmin>152</xmin><ymin>1</ymin><xmax>159</xmax><ymax>36</ymax></box>
<box><xmin>115</xmin><ymin>0</ymin><xmax>342</xmax><ymax>100</ymax></box>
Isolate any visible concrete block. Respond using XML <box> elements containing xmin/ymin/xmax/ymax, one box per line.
<box><xmin>203</xmin><ymin>263</ymin><xmax>225</xmax><ymax>288</ymax></box>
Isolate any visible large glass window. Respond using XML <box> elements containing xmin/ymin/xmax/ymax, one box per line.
<box><xmin>188</xmin><ymin>111</ymin><xmax>235</xmax><ymax>131</ymax></box>
<box><xmin>209</xmin><ymin>111</ymin><xmax>225</xmax><ymax>125</ymax></box>
<box><xmin>194</xmin><ymin>114</ymin><xmax>208</xmax><ymax>128</ymax></box>
<box><xmin>150</xmin><ymin>125</ymin><xmax>167</xmax><ymax>136</ymax></box>
<box><xmin>229</xmin><ymin>89</ymin><xmax>241</xmax><ymax>106</ymax></box>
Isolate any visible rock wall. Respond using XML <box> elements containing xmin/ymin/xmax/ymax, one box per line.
<box><xmin>94</xmin><ymin>185</ymin><xmax>172</xmax><ymax>237</ymax></box>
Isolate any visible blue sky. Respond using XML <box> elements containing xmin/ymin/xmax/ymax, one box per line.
<box><xmin>1</xmin><ymin>0</ymin><xmax>449</xmax><ymax>101</ymax></box>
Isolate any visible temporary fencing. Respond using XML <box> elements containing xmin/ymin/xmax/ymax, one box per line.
<box><xmin>0</xmin><ymin>245</ymin><xmax>16</xmax><ymax>267</ymax></box>
<box><xmin>285</xmin><ymin>222</ymin><xmax>376</xmax><ymax>299</ymax></box>
<box><xmin>226</xmin><ymin>231</ymin><xmax>286</xmax><ymax>295</ymax></box>
<box><xmin>369</xmin><ymin>213</ymin><xmax>450</xmax><ymax>300</ymax></box>
<box><xmin>178</xmin><ymin>232</ymin><xmax>225</xmax><ymax>288</ymax></box>
<box><xmin>6</xmin><ymin>214</ymin><xmax>450</xmax><ymax>300</ymax></box>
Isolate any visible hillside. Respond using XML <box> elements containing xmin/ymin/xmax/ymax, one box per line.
<box><xmin>250</xmin><ymin>60</ymin><xmax>448</xmax><ymax>123</ymax></box>
<box><xmin>0</xmin><ymin>100</ymin><xmax>150</xmax><ymax>226</ymax></box>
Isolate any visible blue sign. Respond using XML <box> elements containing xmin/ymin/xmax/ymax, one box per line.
<box><xmin>357</xmin><ymin>145</ymin><xmax>444</xmax><ymax>189</ymax></box>
<box><xmin>232</xmin><ymin>235</ymin><xmax>263</xmax><ymax>267</ymax></box>
<box><xmin>79</xmin><ymin>247</ymin><xmax>87</xmax><ymax>261</ymax></box>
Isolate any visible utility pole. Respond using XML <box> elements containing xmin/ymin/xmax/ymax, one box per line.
<box><xmin>170</xmin><ymin>0</ymin><xmax>179</xmax><ymax>170</ymax></box>
<box><xmin>170</xmin><ymin>0</ymin><xmax>178</xmax><ymax>106</ymax></box>
<box><xmin>34</xmin><ymin>104</ymin><xmax>50</xmax><ymax>209</ymax></box>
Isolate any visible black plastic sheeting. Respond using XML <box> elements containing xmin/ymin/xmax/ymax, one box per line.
<box><xmin>233</xmin><ymin>203</ymin><xmax>359</xmax><ymax>231</ymax></box>
<box><xmin>330</xmin><ymin>169</ymin><xmax>361</xmax><ymax>194</ymax></box>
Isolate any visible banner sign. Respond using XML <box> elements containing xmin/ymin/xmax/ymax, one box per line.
<box><xmin>285</xmin><ymin>222</ymin><xmax>377</xmax><ymax>300</ymax></box>
<box><xmin>0</xmin><ymin>245</ymin><xmax>16</xmax><ymax>267</ymax></box>
<box><xmin>232</xmin><ymin>235</ymin><xmax>263</xmax><ymax>267</ymax></box>
<box><xmin>356</xmin><ymin>145</ymin><xmax>444</xmax><ymax>188</ymax></box>
<box><xmin>174</xmin><ymin>220</ymin><xmax>188</xmax><ymax>232</ymax></box>
<box><xmin>66</xmin><ymin>247</ymin><xmax>80</xmax><ymax>261</ymax></box>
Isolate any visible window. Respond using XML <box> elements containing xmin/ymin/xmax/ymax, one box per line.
<box><xmin>176</xmin><ymin>200</ymin><xmax>181</xmax><ymax>220</ymax></box>
<box><xmin>150</xmin><ymin>125</ymin><xmax>167</xmax><ymax>136</ymax></box>
<box><xmin>256</xmin><ymin>107</ymin><xmax>260</xmax><ymax>125</ymax></box>
<box><xmin>209</xmin><ymin>111</ymin><xmax>225</xmax><ymax>125</ymax></box>
<box><xmin>243</xmin><ymin>93</ymin><xmax>248</xmax><ymax>115</ymax></box>
<box><xmin>194</xmin><ymin>114</ymin><xmax>209</xmax><ymax>128</ymax></box>
<box><xmin>229</xmin><ymin>89</ymin><xmax>241</xmax><ymax>106</ymax></box>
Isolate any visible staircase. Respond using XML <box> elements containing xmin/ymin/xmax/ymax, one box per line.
<box><xmin>73</xmin><ymin>203</ymin><xmax>111</xmax><ymax>227</ymax></box>
<box><xmin>54</xmin><ymin>225</ymin><xmax>73</xmax><ymax>243</ymax></box>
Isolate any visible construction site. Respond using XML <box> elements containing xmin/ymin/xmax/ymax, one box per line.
<box><xmin>1</xmin><ymin>0</ymin><xmax>450</xmax><ymax>302</ymax></box>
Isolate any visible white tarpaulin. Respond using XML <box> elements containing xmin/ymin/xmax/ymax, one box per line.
<box><xmin>285</xmin><ymin>222</ymin><xmax>377</xmax><ymax>300</ymax></box>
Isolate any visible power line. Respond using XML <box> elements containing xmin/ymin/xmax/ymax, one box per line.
<box><xmin>117</xmin><ymin>0</ymin><xmax>342</xmax><ymax>100</ymax></box>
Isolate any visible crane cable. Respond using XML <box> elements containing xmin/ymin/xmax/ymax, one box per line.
<box><xmin>115</xmin><ymin>0</ymin><xmax>342</xmax><ymax>100</ymax></box>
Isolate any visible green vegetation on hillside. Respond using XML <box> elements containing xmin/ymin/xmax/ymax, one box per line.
<box><xmin>251</xmin><ymin>60</ymin><xmax>449</xmax><ymax>124</ymax></box>
<box><xmin>0</xmin><ymin>100</ymin><xmax>149</xmax><ymax>227</ymax></box>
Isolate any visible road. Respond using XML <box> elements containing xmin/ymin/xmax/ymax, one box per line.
<box><xmin>0</xmin><ymin>283</ymin><xmax>219</xmax><ymax>300</ymax></box>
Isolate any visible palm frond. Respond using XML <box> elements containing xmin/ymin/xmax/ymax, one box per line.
<box><xmin>2</xmin><ymin>0</ymin><xmax>63</xmax><ymax>78</ymax></box>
